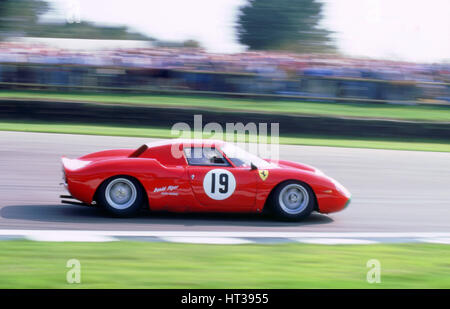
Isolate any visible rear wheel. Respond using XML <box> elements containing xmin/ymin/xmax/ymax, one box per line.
<box><xmin>97</xmin><ymin>176</ymin><xmax>144</xmax><ymax>217</ymax></box>
<box><xmin>270</xmin><ymin>181</ymin><xmax>315</xmax><ymax>221</ymax></box>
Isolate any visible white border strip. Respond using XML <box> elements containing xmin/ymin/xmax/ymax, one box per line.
<box><xmin>291</xmin><ymin>238</ymin><xmax>378</xmax><ymax>245</ymax></box>
<box><xmin>25</xmin><ymin>234</ymin><xmax>117</xmax><ymax>242</ymax></box>
<box><xmin>1</xmin><ymin>230</ymin><xmax>450</xmax><ymax>238</ymax></box>
<box><xmin>160</xmin><ymin>236</ymin><xmax>252</xmax><ymax>245</ymax></box>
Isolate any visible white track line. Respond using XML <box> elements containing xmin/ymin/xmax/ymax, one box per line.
<box><xmin>1</xmin><ymin>230</ymin><xmax>450</xmax><ymax>238</ymax></box>
<box><xmin>25</xmin><ymin>234</ymin><xmax>117</xmax><ymax>242</ymax></box>
<box><xmin>417</xmin><ymin>237</ymin><xmax>450</xmax><ymax>244</ymax></box>
<box><xmin>292</xmin><ymin>238</ymin><xmax>378</xmax><ymax>245</ymax></box>
<box><xmin>160</xmin><ymin>237</ymin><xmax>252</xmax><ymax>245</ymax></box>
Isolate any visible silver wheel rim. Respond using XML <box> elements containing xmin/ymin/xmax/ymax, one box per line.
<box><xmin>279</xmin><ymin>183</ymin><xmax>309</xmax><ymax>215</ymax></box>
<box><xmin>105</xmin><ymin>178</ymin><xmax>137</xmax><ymax>210</ymax></box>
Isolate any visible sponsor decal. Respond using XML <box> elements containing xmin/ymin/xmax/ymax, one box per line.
<box><xmin>258</xmin><ymin>170</ymin><xmax>269</xmax><ymax>181</ymax></box>
<box><xmin>153</xmin><ymin>185</ymin><xmax>179</xmax><ymax>196</ymax></box>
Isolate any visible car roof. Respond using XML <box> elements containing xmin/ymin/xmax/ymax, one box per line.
<box><xmin>145</xmin><ymin>139</ymin><xmax>226</xmax><ymax>149</ymax></box>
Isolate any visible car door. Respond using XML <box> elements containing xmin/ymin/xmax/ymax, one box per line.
<box><xmin>185</xmin><ymin>147</ymin><xmax>257</xmax><ymax>210</ymax></box>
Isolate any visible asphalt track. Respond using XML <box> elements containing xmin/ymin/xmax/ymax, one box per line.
<box><xmin>0</xmin><ymin>131</ymin><xmax>449</xmax><ymax>233</ymax></box>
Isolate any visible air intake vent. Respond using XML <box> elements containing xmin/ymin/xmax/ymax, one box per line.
<box><xmin>129</xmin><ymin>144</ymin><xmax>148</xmax><ymax>158</ymax></box>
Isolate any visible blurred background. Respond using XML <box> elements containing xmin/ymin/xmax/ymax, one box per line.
<box><xmin>0</xmin><ymin>0</ymin><xmax>449</xmax><ymax>290</ymax></box>
<box><xmin>0</xmin><ymin>0</ymin><xmax>449</xmax><ymax>141</ymax></box>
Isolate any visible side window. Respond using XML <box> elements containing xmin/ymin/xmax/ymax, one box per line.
<box><xmin>184</xmin><ymin>147</ymin><xmax>230</xmax><ymax>166</ymax></box>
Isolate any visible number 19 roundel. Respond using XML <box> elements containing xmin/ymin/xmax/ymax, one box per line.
<box><xmin>203</xmin><ymin>169</ymin><xmax>236</xmax><ymax>200</ymax></box>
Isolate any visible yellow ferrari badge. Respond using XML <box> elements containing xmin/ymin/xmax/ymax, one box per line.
<box><xmin>258</xmin><ymin>170</ymin><xmax>269</xmax><ymax>181</ymax></box>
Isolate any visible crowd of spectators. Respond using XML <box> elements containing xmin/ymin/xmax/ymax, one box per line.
<box><xmin>0</xmin><ymin>42</ymin><xmax>449</xmax><ymax>102</ymax></box>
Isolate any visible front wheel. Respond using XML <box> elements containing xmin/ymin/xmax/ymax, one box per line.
<box><xmin>97</xmin><ymin>176</ymin><xmax>144</xmax><ymax>217</ymax></box>
<box><xmin>270</xmin><ymin>181</ymin><xmax>315</xmax><ymax>221</ymax></box>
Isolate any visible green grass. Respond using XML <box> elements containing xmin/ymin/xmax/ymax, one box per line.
<box><xmin>1</xmin><ymin>90</ymin><xmax>450</xmax><ymax>122</ymax></box>
<box><xmin>1</xmin><ymin>120</ymin><xmax>449</xmax><ymax>152</ymax></box>
<box><xmin>0</xmin><ymin>240</ymin><xmax>449</xmax><ymax>288</ymax></box>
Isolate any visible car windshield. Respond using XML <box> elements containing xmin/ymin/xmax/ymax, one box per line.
<box><xmin>220</xmin><ymin>143</ymin><xmax>274</xmax><ymax>169</ymax></box>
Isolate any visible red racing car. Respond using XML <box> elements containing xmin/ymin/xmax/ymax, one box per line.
<box><xmin>61</xmin><ymin>139</ymin><xmax>351</xmax><ymax>221</ymax></box>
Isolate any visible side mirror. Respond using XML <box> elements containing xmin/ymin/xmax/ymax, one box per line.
<box><xmin>250</xmin><ymin>162</ymin><xmax>257</xmax><ymax>170</ymax></box>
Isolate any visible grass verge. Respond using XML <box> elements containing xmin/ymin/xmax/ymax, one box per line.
<box><xmin>0</xmin><ymin>240</ymin><xmax>449</xmax><ymax>288</ymax></box>
<box><xmin>1</xmin><ymin>90</ymin><xmax>450</xmax><ymax>122</ymax></box>
<box><xmin>0</xmin><ymin>120</ymin><xmax>449</xmax><ymax>152</ymax></box>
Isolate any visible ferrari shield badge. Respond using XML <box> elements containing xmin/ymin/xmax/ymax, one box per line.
<box><xmin>258</xmin><ymin>169</ymin><xmax>269</xmax><ymax>181</ymax></box>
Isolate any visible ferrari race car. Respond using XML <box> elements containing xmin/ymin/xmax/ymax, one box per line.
<box><xmin>61</xmin><ymin>139</ymin><xmax>351</xmax><ymax>221</ymax></box>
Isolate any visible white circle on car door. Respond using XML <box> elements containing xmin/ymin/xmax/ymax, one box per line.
<box><xmin>203</xmin><ymin>169</ymin><xmax>236</xmax><ymax>200</ymax></box>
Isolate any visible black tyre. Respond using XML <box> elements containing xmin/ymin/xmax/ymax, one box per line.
<box><xmin>97</xmin><ymin>176</ymin><xmax>144</xmax><ymax>217</ymax></box>
<box><xmin>270</xmin><ymin>180</ymin><xmax>315</xmax><ymax>221</ymax></box>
